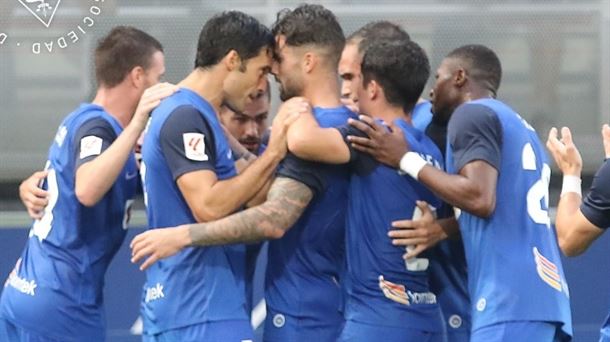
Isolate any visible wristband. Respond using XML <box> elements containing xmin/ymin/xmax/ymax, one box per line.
<box><xmin>399</xmin><ymin>152</ymin><xmax>427</xmax><ymax>180</ymax></box>
<box><xmin>560</xmin><ymin>175</ymin><xmax>582</xmax><ymax>197</ymax></box>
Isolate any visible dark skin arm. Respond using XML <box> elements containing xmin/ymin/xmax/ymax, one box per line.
<box><xmin>347</xmin><ymin>115</ymin><xmax>406</xmax><ymax>168</ymax></box>
<box><xmin>348</xmin><ymin>115</ymin><xmax>498</xmax><ymax>218</ymax></box>
<box><xmin>389</xmin><ymin>201</ymin><xmax>461</xmax><ymax>259</ymax></box>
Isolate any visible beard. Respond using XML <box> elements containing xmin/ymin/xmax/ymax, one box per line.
<box><xmin>277</xmin><ymin>78</ymin><xmax>302</xmax><ymax>101</ymax></box>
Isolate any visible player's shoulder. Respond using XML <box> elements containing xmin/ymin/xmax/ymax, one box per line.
<box><xmin>314</xmin><ymin>105</ymin><xmax>358</xmax><ymax>127</ymax></box>
<box><xmin>62</xmin><ymin>104</ymin><xmax>116</xmax><ymax>140</ymax></box>
<box><xmin>452</xmin><ymin>101</ymin><xmax>499</xmax><ymax>122</ymax></box>
<box><xmin>448</xmin><ymin>102</ymin><xmax>502</xmax><ymax>138</ymax></box>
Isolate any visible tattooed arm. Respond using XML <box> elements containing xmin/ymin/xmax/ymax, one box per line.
<box><xmin>188</xmin><ymin>177</ymin><xmax>312</xmax><ymax>244</ymax></box>
<box><xmin>130</xmin><ymin>177</ymin><xmax>313</xmax><ymax>270</ymax></box>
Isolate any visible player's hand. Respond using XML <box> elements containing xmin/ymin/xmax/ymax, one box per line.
<box><xmin>19</xmin><ymin>170</ymin><xmax>49</xmax><ymax>220</ymax></box>
<box><xmin>388</xmin><ymin>201</ymin><xmax>446</xmax><ymax>259</ymax></box>
<box><xmin>347</xmin><ymin>116</ymin><xmax>408</xmax><ymax>168</ymax></box>
<box><xmin>131</xmin><ymin>82</ymin><xmax>179</xmax><ymax>131</ymax></box>
<box><xmin>130</xmin><ymin>225</ymin><xmax>192</xmax><ymax>271</ymax></box>
<box><xmin>267</xmin><ymin>97</ymin><xmax>310</xmax><ymax>158</ymax></box>
<box><xmin>546</xmin><ymin>127</ymin><xmax>583</xmax><ymax>176</ymax></box>
<box><xmin>602</xmin><ymin>124</ymin><xmax>610</xmax><ymax>159</ymax></box>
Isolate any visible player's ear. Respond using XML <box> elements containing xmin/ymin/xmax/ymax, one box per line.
<box><xmin>128</xmin><ymin>66</ymin><xmax>146</xmax><ymax>89</ymax></box>
<box><xmin>302</xmin><ymin>52</ymin><xmax>316</xmax><ymax>73</ymax></box>
<box><xmin>455</xmin><ymin>68</ymin><xmax>467</xmax><ymax>87</ymax></box>
<box><xmin>368</xmin><ymin>79</ymin><xmax>380</xmax><ymax>101</ymax></box>
<box><xmin>224</xmin><ymin>50</ymin><xmax>241</xmax><ymax>72</ymax></box>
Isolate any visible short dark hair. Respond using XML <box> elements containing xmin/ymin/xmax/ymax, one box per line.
<box><xmin>94</xmin><ymin>26</ymin><xmax>163</xmax><ymax>87</ymax></box>
<box><xmin>447</xmin><ymin>44</ymin><xmax>502</xmax><ymax>96</ymax></box>
<box><xmin>195</xmin><ymin>11</ymin><xmax>274</xmax><ymax>70</ymax></box>
<box><xmin>361</xmin><ymin>39</ymin><xmax>430</xmax><ymax>112</ymax></box>
<box><xmin>272</xmin><ymin>4</ymin><xmax>345</xmax><ymax>67</ymax></box>
<box><xmin>348</xmin><ymin>20</ymin><xmax>410</xmax><ymax>54</ymax></box>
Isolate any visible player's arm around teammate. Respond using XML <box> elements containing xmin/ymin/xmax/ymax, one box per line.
<box><xmin>285</xmin><ymin>109</ymin><xmax>352</xmax><ymax>164</ymax></box>
<box><xmin>344</xmin><ymin>115</ymin><xmax>461</xmax><ymax>257</ymax></box>
<box><xmin>75</xmin><ymin>82</ymin><xmax>177</xmax><ymax>206</ymax></box>
<box><xmin>130</xmin><ymin>99</ymin><xmax>321</xmax><ymax>270</ymax></box>
<box><xmin>173</xmin><ymin>95</ymin><xmax>308</xmax><ymax>222</ymax></box>
<box><xmin>18</xmin><ymin>82</ymin><xmax>177</xmax><ymax>214</ymax></box>
<box><xmin>347</xmin><ymin>110</ymin><xmax>498</xmax><ymax>218</ymax></box>
<box><xmin>546</xmin><ymin>125</ymin><xmax>610</xmax><ymax>256</ymax></box>
<box><xmin>19</xmin><ymin>170</ymin><xmax>49</xmax><ymax>219</ymax></box>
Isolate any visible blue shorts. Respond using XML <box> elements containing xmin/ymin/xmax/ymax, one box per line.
<box><xmin>472</xmin><ymin>321</ymin><xmax>571</xmax><ymax>342</ymax></box>
<box><xmin>0</xmin><ymin>318</ymin><xmax>63</xmax><ymax>342</ymax></box>
<box><xmin>339</xmin><ymin>320</ymin><xmax>446</xmax><ymax>342</ymax></box>
<box><xmin>263</xmin><ymin>309</ymin><xmax>343</xmax><ymax>342</ymax></box>
<box><xmin>143</xmin><ymin>320</ymin><xmax>253</xmax><ymax>342</ymax></box>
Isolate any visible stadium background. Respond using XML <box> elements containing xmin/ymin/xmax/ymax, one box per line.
<box><xmin>0</xmin><ymin>0</ymin><xmax>608</xmax><ymax>340</ymax></box>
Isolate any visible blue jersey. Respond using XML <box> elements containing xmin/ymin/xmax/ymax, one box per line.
<box><xmin>140</xmin><ymin>88</ymin><xmax>247</xmax><ymax>335</ymax></box>
<box><xmin>265</xmin><ymin>107</ymin><xmax>354</xmax><ymax>330</ymax></box>
<box><xmin>341</xmin><ymin>119</ymin><xmax>445</xmax><ymax>332</ymax></box>
<box><xmin>412</xmin><ymin>100</ymin><xmax>433</xmax><ymax>131</ymax></box>
<box><xmin>445</xmin><ymin>98</ymin><xmax>572</xmax><ymax>336</ymax></box>
<box><xmin>0</xmin><ymin>104</ymin><xmax>137</xmax><ymax>341</ymax></box>
<box><xmin>416</xmin><ymin>105</ymin><xmax>471</xmax><ymax>339</ymax></box>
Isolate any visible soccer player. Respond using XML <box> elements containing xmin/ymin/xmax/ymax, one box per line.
<box><xmin>339</xmin><ymin>21</ymin><xmax>409</xmax><ymax>114</ymax></box>
<box><xmin>546</xmin><ymin>124</ymin><xmax>610</xmax><ymax>340</ymax></box>
<box><xmin>137</xmin><ymin>11</ymin><xmax>306</xmax><ymax>341</ymax></box>
<box><xmin>219</xmin><ymin>78</ymin><xmax>271</xmax><ymax>315</ymax></box>
<box><xmin>219</xmin><ymin>78</ymin><xmax>271</xmax><ymax>155</ymax></box>
<box><xmin>349</xmin><ymin>44</ymin><xmax>572</xmax><ymax>341</ymax></box>
<box><xmin>132</xmin><ymin>4</ymin><xmax>353</xmax><ymax>340</ymax></box>
<box><xmin>0</xmin><ymin>26</ymin><xmax>175</xmax><ymax>341</ymax></box>
<box><xmin>339</xmin><ymin>21</ymin><xmax>432</xmax><ymax>130</ymax></box>
<box><xmin>285</xmin><ymin>38</ymin><xmax>447</xmax><ymax>340</ymax></box>
<box><xmin>340</xmin><ymin>21</ymin><xmax>470</xmax><ymax>341</ymax></box>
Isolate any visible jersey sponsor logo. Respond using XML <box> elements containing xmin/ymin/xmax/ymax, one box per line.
<box><xmin>378</xmin><ymin>275</ymin><xmax>437</xmax><ymax>306</ymax></box>
<box><xmin>183</xmin><ymin>133</ymin><xmax>208</xmax><ymax>161</ymax></box>
<box><xmin>5</xmin><ymin>260</ymin><xmax>37</xmax><ymax>297</ymax></box>
<box><xmin>448</xmin><ymin>314</ymin><xmax>463</xmax><ymax>329</ymax></box>
<box><xmin>144</xmin><ymin>283</ymin><xmax>165</xmax><ymax>303</ymax></box>
<box><xmin>79</xmin><ymin>135</ymin><xmax>103</xmax><ymax>159</ymax></box>
<box><xmin>533</xmin><ymin>247</ymin><xmax>562</xmax><ymax>292</ymax></box>
<box><xmin>272</xmin><ymin>313</ymin><xmax>285</xmax><ymax>328</ymax></box>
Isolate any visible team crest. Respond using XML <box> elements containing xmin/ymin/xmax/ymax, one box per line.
<box><xmin>17</xmin><ymin>0</ymin><xmax>62</xmax><ymax>28</ymax></box>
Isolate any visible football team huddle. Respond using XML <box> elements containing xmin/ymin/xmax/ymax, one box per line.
<box><xmin>3</xmin><ymin>3</ymin><xmax>610</xmax><ymax>342</ymax></box>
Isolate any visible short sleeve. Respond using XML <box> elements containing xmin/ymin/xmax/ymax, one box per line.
<box><xmin>335</xmin><ymin>124</ymin><xmax>378</xmax><ymax>175</ymax></box>
<box><xmin>276</xmin><ymin>152</ymin><xmax>327</xmax><ymax>195</ymax></box>
<box><xmin>580</xmin><ymin>160</ymin><xmax>610</xmax><ymax>229</ymax></box>
<box><xmin>159</xmin><ymin>105</ymin><xmax>217</xmax><ymax>180</ymax></box>
<box><xmin>73</xmin><ymin>117</ymin><xmax>117</xmax><ymax>169</ymax></box>
<box><xmin>447</xmin><ymin>103</ymin><xmax>502</xmax><ymax>172</ymax></box>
